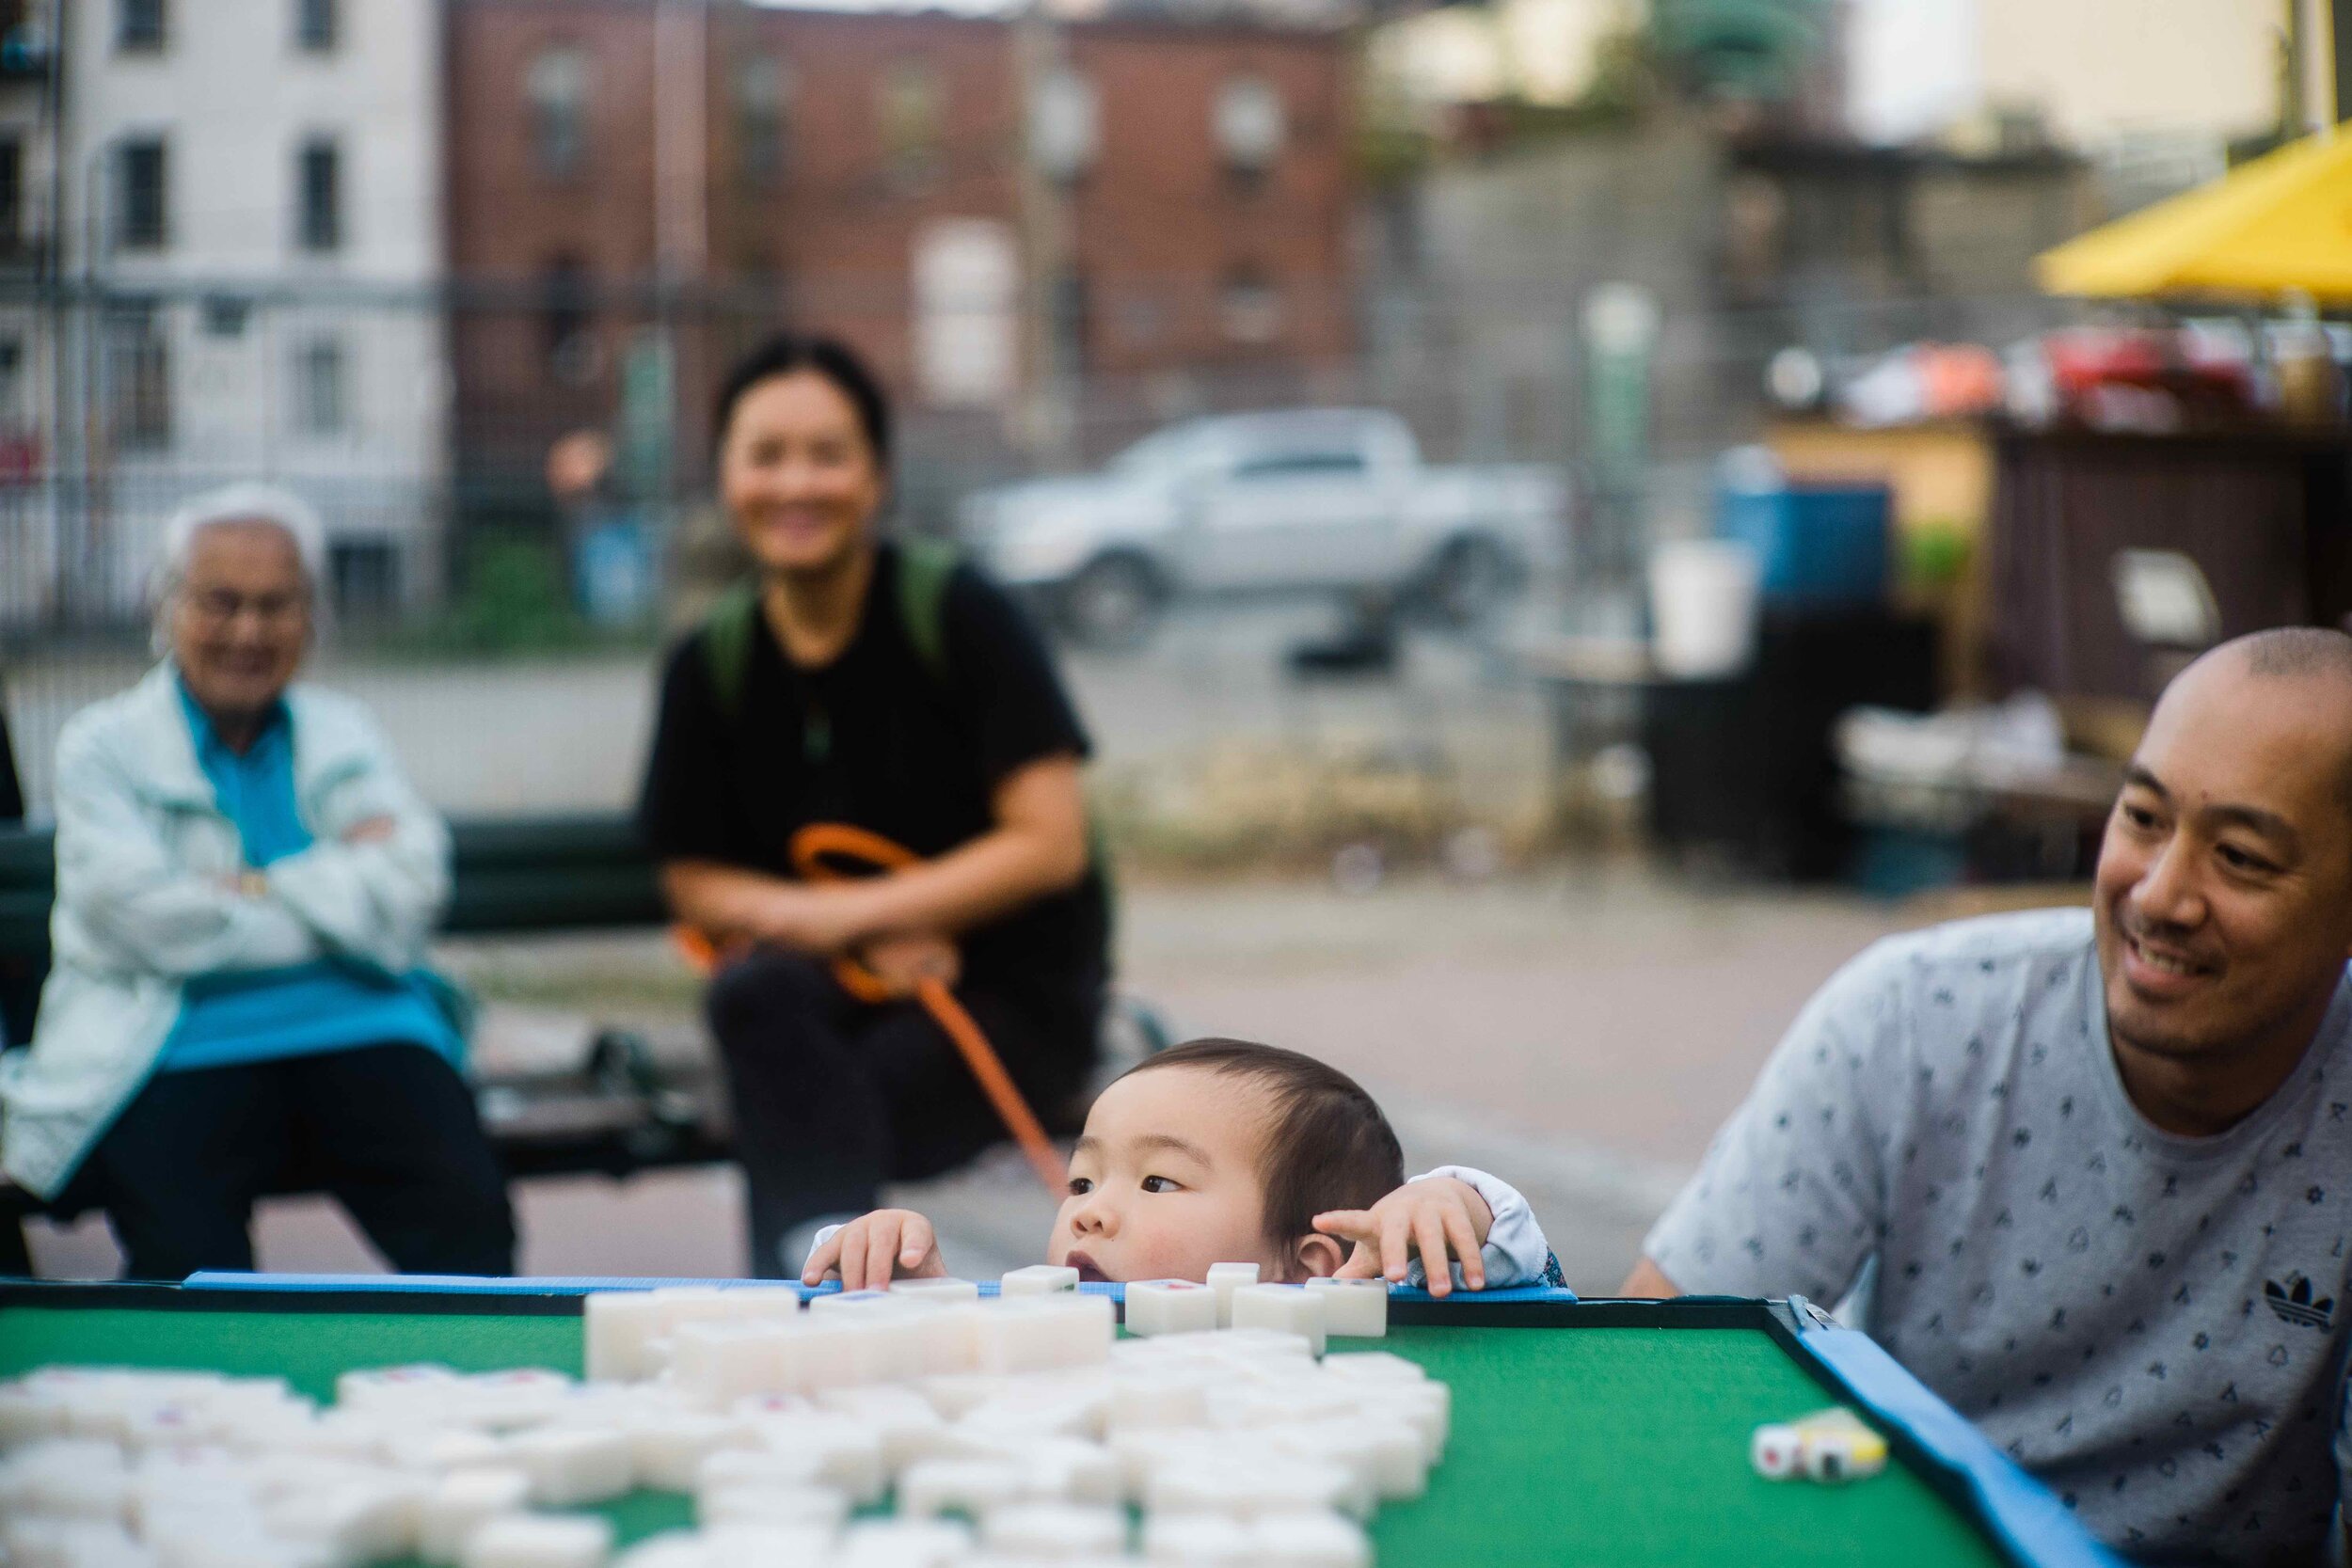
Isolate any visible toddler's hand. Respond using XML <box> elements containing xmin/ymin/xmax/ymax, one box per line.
<box><xmin>1313</xmin><ymin>1176</ymin><xmax>1495</xmax><ymax>1298</ymax></box>
<box><xmin>800</xmin><ymin>1208</ymin><xmax>948</xmax><ymax>1290</ymax></box>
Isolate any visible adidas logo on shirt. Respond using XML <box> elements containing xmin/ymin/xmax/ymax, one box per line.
<box><xmin>2264</xmin><ymin>1274</ymin><xmax>2335</xmax><ymax>1331</ymax></box>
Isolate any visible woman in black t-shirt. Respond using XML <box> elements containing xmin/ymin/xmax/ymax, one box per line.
<box><xmin>638</xmin><ymin>336</ymin><xmax>1108</xmax><ymax>1277</ymax></box>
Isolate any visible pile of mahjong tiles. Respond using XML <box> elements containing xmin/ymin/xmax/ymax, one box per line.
<box><xmin>0</xmin><ymin>1266</ymin><xmax>1439</xmax><ymax>1568</ymax></box>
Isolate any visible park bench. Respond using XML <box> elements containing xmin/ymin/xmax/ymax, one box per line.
<box><xmin>0</xmin><ymin>816</ymin><xmax>1166</xmax><ymax>1274</ymax></box>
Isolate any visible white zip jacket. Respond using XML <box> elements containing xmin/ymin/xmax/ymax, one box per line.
<box><xmin>0</xmin><ymin>663</ymin><xmax>452</xmax><ymax>1198</ymax></box>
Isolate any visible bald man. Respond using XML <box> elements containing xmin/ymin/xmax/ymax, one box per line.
<box><xmin>1629</xmin><ymin>628</ymin><xmax>2352</xmax><ymax>1563</ymax></box>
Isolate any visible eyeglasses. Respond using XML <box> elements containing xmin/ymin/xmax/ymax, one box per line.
<box><xmin>182</xmin><ymin>587</ymin><xmax>310</xmax><ymax>626</ymax></box>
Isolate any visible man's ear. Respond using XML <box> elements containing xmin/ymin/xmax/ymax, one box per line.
<box><xmin>1294</xmin><ymin>1231</ymin><xmax>1347</xmax><ymax>1281</ymax></box>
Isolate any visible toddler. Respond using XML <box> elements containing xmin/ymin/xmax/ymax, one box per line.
<box><xmin>804</xmin><ymin>1037</ymin><xmax>1558</xmax><ymax>1293</ymax></box>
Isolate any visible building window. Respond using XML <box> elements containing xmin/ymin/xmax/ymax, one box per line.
<box><xmin>542</xmin><ymin>256</ymin><xmax>595</xmax><ymax>386</ymax></box>
<box><xmin>105</xmin><ymin>303</ymin><xmax>169</xmax><ymax>451</ymax></box>
<box><xmin>1029</xmin><ymin>67</ymin><xmax>1098</xmax><ymax>185</ymax></box>
<box><xmin>294</xmin><ymin>0</ymin><xmax>334</xmax><ymax>51</ymax></box>
<box><xmin>1213</xmin><ymin>76</ymin><xmax>1284</xmax><ymax>186</ymax></box>
<box><xmin>528</xmin><ymin>46</ymin><xmax>590</xmax><ymax>179</ymax></box>
<box><xmin>0</xmin><ymin>336</ymin><xmax>24</xmax><ymax>428</ymax></box>
<box><xmin>329</xmin><ymin>537</ymin><xmax>398</xmax><ymax>619</ymax></box>
<box><xmin>0</xmin><ymin>138</ymin><xmax>20</xmax><ymax>255</ymax></box>
<box><xmin>1053</xmin><ymin>270</ymin><xmax>1089</xmax><ymax>375</ymax></box>
<box><xmin>116</xmin><ymin>137</ymin><xmax>167</xmax><ymax>250</ymax></box>
<box><xmin>201</xmin><ymin>295</ymin><xmax>249</xmax><ymax>338</ymax></box>
<box><xmin>117</xmin><ymin>0</ymin><xmax>164</xmax><ymax>51</ymax></box>
<box><xmin>879</xmin><ymin>61</ymin><xmax>944</xmax><ymax>187</ymax></box>
<box><xmin>296</xmin><ymin>136</ymin><xmax>341</xmax><ymax>252</ymax></box>
<box><xmin>733</xmin><ymin>56</ymin><xmax>787</xmax><ymax>189</ymax></box>
<box><xmin>294</xmin><ymin>336</ymin><xmax>347</xmax><ymax>436</ymax></box>
<box><xmin>737</xmin><ymin>242</ymin><xmax>779</xmax><ymax>283</ymax></box>
<box><xmin>1218</xmin><ymin>269</ymin><xmax>1283</xmax><ymax>345</ymax></box>
<box><xmin>1115</xmin><ymin>294</ymin><xmax>1168</xmax><ymax>348</ymax></box>
<box><xmin>913</xmin><ymin>218</ymin><xmax>1018</xmax><ymax>406</ymax></box>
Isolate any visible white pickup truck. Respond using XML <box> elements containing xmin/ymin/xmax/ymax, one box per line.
<box><xmin>957</xmin><ymin>409</ymin><xmax>1570</xmax><ymax>645</ymax></box>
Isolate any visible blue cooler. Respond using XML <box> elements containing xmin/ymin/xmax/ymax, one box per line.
<box><xmin>1717</xmin><ymin>483</ymin><xmax>1891</xmax><ymax>609</ymax></box>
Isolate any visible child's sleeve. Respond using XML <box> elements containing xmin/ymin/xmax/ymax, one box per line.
<box><xmin>1406</xmin><ymin>1165</ymin><xmax>1555</xmax><ymax>1290</ymax></box>
<box><xmin>802</xmin><ymin>1222</ymin><xmax>847</xmax><ymax>1276</ymax></box>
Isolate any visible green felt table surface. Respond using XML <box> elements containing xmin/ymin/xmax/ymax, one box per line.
<box><xmin>0</xmin><ymin>1303</ymin><xmax>2009</xmax><ymax>1567</ymax></box>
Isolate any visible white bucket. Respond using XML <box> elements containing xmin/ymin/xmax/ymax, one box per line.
<box><xmin>1649</xmin><ymin>539</ymin><xmax>1761</xmax><ymax>678</ymax></box>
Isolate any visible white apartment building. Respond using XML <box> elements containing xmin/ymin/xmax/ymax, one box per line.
<box><xmin>1847</xmin><ymin>0</ymin><xmax>2281</xmax><ymax>153</ymax></box>
<box><xmin>0</xmin><ymin>2</ymin><xmax>64</xmax><ymax>628</ymax></box>
<box><xmin>1364</xmin><ymin>0</ymin><xmax>1639</xmax><ymax>116</ymax></box>
<box><xmin>52</xmin><ymin>0</ymin><xmax>447</xmax><ymax>618</ymax></box>
<box><xmin>1371</xmin><ymin>0</ymin><xmax>2293</xmax><ymax>180</ymax></box>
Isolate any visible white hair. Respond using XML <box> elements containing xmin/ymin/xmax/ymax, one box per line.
<box><xmin>151</xmin><ymin>483</ymin><xmax>330</xmax><ymax>653</ymax></box>
<box><xmin>158</xmin><ymin>483</ymin><xmax>327</xmax><ymax>587</ymax></box>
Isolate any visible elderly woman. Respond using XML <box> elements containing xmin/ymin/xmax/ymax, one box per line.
<box><xmin>639</xmin><ymin>335</ymin><xmax>1108</xmax><ymax>1277</ymax></box>
<box><xmin>0</xmin><ymin>484</ymin><xmax>514</xmax><ymax>1280</ymax></box>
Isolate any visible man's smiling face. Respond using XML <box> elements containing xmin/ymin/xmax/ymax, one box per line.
<box><xmin>2093</xmin><ymin>643</ymin><xmax>2352</xmax><ymax>1088</ymax></box>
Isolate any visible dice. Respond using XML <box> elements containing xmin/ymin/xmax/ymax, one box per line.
<box><xmin>1751</xmin><ymin>1408</ymin><xmax>1887</xmax><ymax>1483</ymax></box>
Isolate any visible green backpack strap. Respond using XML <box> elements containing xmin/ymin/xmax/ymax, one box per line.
<box><xmin>701</xmin><ymin>542</ymin><xmax>958</xmax><ymax>721</ymax></box>
<box><xmin>697</xmin><ymin>579</ymin><xmax>763</xmax><ymax>723</ymax></box>
<box><xmin>895</xmin><ymin>535</ymin><xmax>961</xmax><ymax>684</ymax></box>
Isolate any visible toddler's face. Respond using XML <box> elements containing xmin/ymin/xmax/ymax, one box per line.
<box><xmin>1046</xmin><ymin>1065</ymin><xmax>1280</xmax><ymax>1284</ymax></box>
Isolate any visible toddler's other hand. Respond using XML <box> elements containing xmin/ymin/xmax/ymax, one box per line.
<box><xmin>801</xmin><ymin>1208</ymin><xmax>948</xmax><ymax>1290</ymax></box>
<box><xmin>1313</xmin><ymin>1176</ymin><xmax>1495</xmax><ymax>1297</ymax></box>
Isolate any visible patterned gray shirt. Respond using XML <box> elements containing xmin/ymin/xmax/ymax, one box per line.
<box><xmin>1645</xmin><ymin>910</ymin><xmax>2352</xmax><ymax>1564</ymax></box>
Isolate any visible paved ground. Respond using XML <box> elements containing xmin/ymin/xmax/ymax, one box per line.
<box><xmin>11</xmin><ymin>598</ymin><xmax>1999</xmax><ymax>1292</ymax></box>
<box><xmin>24</xmin><ymin>865</ymin><xmax>1939</xmax><ymax>1293</ymax></box>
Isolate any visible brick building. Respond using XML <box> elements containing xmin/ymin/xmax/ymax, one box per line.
<box><xmin>1062</xmin><ymin>20</ymin><xmax>1353</xmax><ymax>378</ymax></box>
<box><xmin>444</xmin><ymin>0</ymin><xmax>1356</xmax><ymax>515</ymax></box>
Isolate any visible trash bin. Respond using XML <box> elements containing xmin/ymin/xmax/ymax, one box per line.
<box><xmin>1648</xmin><ymin>539</ymin><xmax>1761</xmax><ymax>678</ymax></box>
<box><xmin>1717</xmin><ymin>483</ymin><xmax>1890</xmax><ymax>609</ymax></box>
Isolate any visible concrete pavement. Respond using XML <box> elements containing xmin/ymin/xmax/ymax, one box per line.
<box><xmin>9</xmin><ymin>602</ymin><xmax>1949</xmax><ymax>1290</ymax></box>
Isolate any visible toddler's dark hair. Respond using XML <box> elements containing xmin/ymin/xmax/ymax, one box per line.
<box><xmin>1119</xmin><ymin>1038</ymin><xmax>1406</xmax><ymax>1270</ymax></box>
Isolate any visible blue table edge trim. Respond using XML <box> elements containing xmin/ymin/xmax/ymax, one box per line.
<box><xmin>1782</xmin><ymin>1294</ymin><xmax>2126</xmax><ymax>1568</ymax></box>
<box><xmin>172</xmin><ymin>1274</ymin><xmax>2113</xmax><ymax>1567</ymax></box>
<box><xmin>183</xmin><ymin>1273</ymin><xmax>1588</xmax><ymax>1306</ymax></box>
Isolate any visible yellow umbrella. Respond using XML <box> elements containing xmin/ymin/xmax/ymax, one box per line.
<box><xmin>2036</xmin><ymin>122</ymin><xmax>2352</xmax><ymax>304</ymax></box>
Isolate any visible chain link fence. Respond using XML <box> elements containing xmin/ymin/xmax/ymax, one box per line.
<box><xmin>0</xmin><ymin>274</ymin><xmax>2102</xmax><ymax>825</ymax></box>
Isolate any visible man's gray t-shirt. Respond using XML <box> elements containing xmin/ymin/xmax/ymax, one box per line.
<box><xmin>1646</xmin><ymin>910</ymin><xmax>2352</xmax><ymax>1564</ymax></box>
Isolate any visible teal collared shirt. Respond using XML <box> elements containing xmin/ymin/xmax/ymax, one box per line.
<box><xmin>156</xmin><ymin>677</ymin><xmax>460</xmax><ymax>1073</ymax></box>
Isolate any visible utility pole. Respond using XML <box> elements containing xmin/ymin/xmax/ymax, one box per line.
<box><xmin>1012</xmin><ymin>0</ymin><xmax>1075</xmax><ymax>468</ymax></box>
<box><xmin>2286</xmin><ymin>0</ymin><xmax>2344</xmax><ymax>134</ymax></box>
<box><xmin>38</xmin><ymin>0</ymin><xmax>68</xmax><ymax>625</ymax></box>
<box><xmin>74</xmin><ymin>147</ymin><xmax>105</xmax><ymax>628</ymax></box>
<box><xmin>644</xmin><ymin>0</ymin><xmax>707</xmax><ymax>515</ymax></box>
<box><xmin>653</xmin><ymin>0</ymin><xmax>709</xmax><ymax>293</ymax></box>
<box><xmin>2331</xmin><ymin>0</ymin><xmax>2349</xmax><ymax>125</ymax></box>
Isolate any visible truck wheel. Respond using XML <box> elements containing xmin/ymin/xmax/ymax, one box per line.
<box><xmin>1422</xmin><ymin>535</ymin><xmax>1517</xmax><ymax>627</ymax></box>
<box><xmin>1059</xmin><ymin>553</ymin><xmax>1166</xmax><ymax>649</ymax></box>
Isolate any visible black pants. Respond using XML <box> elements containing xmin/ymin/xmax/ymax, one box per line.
<box><xmin>62</xmin><ymin>1042</ymin><xmax>516</xmax><ymax>1282</ymax></box>
<box><xmin>708</xmin><ymin>949</ymin><xmax>1101</xmax><ymax>1277</ymax></box>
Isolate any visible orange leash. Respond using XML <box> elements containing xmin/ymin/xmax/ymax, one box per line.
<box><xmin>673</xmin><ymin>823</ymin><xmax>1066</xmax><ymax>1196</ymax></box>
